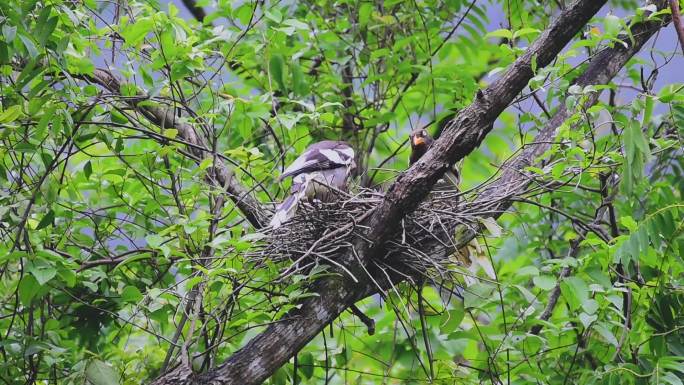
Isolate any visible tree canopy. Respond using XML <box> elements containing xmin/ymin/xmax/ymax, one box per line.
<box><xmin>0</xmin><ymin>0</ymin><xmax>683</xmax><ymax>384</ymax></box>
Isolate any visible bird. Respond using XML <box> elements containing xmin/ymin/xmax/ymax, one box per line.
<box><xmin>408</xmin><ymin>127</ymin><xmax>496</xmax><ymax>285</ymax></box>
<box><xmin>409</xmin><ymin>127</ymin><xmax>460</xmax><ymax>188</ymax></box>
<box><xmin>270</xmin><ymin>140</ymin><xmax>355</xmax><ymax>229</ymax></box>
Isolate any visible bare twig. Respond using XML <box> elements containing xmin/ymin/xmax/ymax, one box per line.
<box><xmin>87</xmin><ymin>69</ymin><xmax>268</xmax><ymax>228</ymax></box>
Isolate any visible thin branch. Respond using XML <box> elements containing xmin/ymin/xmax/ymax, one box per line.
<box><xmin>349</xmin><ymin>305</ymin><xmax>375</xmax><ymax>335</ymax></box>
<box><xmin>87</xmin><ymin>69</ymin><xmax>268</xmax><ymax>228</ymax></box>
<box><xmin>181</xmin><ymin>0</ymin><xmax>207</xmax><ymax>22</ymax></box>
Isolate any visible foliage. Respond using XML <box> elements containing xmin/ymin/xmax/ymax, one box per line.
<box><xmin>0</xmin><ymin>0</ymin><xmax>682</xmax><ymax>384</ymax></box>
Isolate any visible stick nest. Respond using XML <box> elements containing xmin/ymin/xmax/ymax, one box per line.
<box><xmin>251</xmin><ymin>185</ymin><xmax>481</xmax><ymax>282</ymax></box>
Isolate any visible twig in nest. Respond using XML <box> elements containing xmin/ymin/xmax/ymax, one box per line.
<box><xmin>252</xmin><ymin>182</ymin><xmax>529</xmax><ymax>292</ymax></box>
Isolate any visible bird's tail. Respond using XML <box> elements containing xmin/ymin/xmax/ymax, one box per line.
<box><xmin>269</xmin><ymin>193</ymin><xmax>301</xmax><ymax>229</ymax></box>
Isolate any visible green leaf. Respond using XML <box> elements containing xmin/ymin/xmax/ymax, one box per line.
<box><xmin>265</xmin><ymin>9</ymin><xmax>283</xmax><ymax>23</ymax></box>
<box><xmin>560</xmin><ymin>276</ymin><xmax>588</xmax><ymax>311</ymax></box>
<box><xmin>533</xmin><ymin>275</ymin><xmax>556</xmax><ymax>291</ymax></box>
<box><xmin>661</xmin><ymin>372</ymin><xmax>683</xmax><ymax>385</ymax></box>
<box><xmin>291</xmin><ymin>64</ymin><xmax>307</xmax><ymax>96</ymax></box>
<box><xmin>622</xmin><ymin>120</ymin><xmax>648</xmax><ymax>194</ymax></box>
<box><xmin>439</xmin><ymin>305</ymin><xmax>465</xmax><ymax>334</ymax></box>
<box><xmin>120</xmin><ymin>17</ymin><xmax>154</xmax><ymax>46</ymax></box>
<box><xmin>269</xmin><ymin>54</ymin><xmax>287</xmax><ymax>92</ymax></box>
<box><xmin>579</xmin><ymin>312</ymin><xmax>597</xmax><ymax>328</ymax></box>
<box><xmin>18</xmin><ymin>33</ymin><xmax>38</xmax><ymax>58</ymax></box>
<box><xmin>603</xmin><ymin>14</ymin><xmax>621</xmax><ymax>36</ymax></box>
<box><xmin>29</xmin><ymin>265</ymin><xmax>56</xmax><ymax>285</ymax></box>
<box><xmin>35</xmin><ymin>209</ymin><xmax>54</xmax><ymax>230</ymax></box>
<box><xmin>18</xmin><ymin>275</ymin><xmax>40</xmax><ymax>305</ymax></box>
<box><xmin>37</xmin><ymin>16</ymin><xmax>58</xmax><ymax>46</ymax></box>
<box><xmin>84</xmin><ymin>161</ymin><xmax>92</xmax><ymax>179</ymax></box>
<box><xmin>163</xmin><ymin>129</ymin><xmax>178</xmax><ymax>139</ymax></box>
<box><xmin>235</xmin><ymin>3</ymin><xmax>255</xmax><ymax>25</ymax></box>
<box><xmin>282</xmin><ymin>19</ymin><xmax>308</xmax><ymax>31</ymax></box>
<box><xmin>463</xmin><ymin>282</ymin><xmax>495</xmax><ymax>309</ymax></box>
<box><xmin>160</xmin><ymin>29</ymin><xmax>180</xmax><ymax>60</ymax></box>
<box><xmin>370</xmin><ymin>48</ymin><xmax>390</xmax><ymax>60</ymax></box>
<box><xmin>620</xmin><ymin>216</ymin><xmax>638</xmax><ymax>232</ymax></box>
<box><xmin>485</xmin><ymin>29</ymin><xmax>513</xmax><ymax>40</ymax></box>
<box><xmin>85</xmin><ymin>359</ymin><xmax>119</xmax><ymax>385</ymax></box>
<box><xmin>630</xmin><ymin>121</ymin><xmax>649</xmax><ymax>155</ymax></box>
<box><xmin>359</xmin><ymin>3</ymin><xmax>372</xmax><ymax>26</ymax></box>
<box><xmin>658</xmin><ymin>84</ymin><xmax>683</xmax><ymax>103</ymax></box>
<box><xmin>2</xmin><ymin>24</ymin><xmax>17</xmax><ymax>43</ymax></box>
<box><xmin>111</xmin><ymin>253</ymin><xmax>152</xmax><ymax>273</ymax></box>
<box><xmin>513</xmin><ymin>28</ymin><xmax>540</xmax><ymax>40</ymax></box>
<box><xmin>145</xmin><ymin>234</ymin><xmax>165</xmax><ymax>248</ymax></box>
<box><xmin>121</xmin><ymin>286</ymin><xmax>143</xmax><ymax>303</ymax></box>
<box><xmin>0</xmin><ymin>105</ymin><xmax>22</xmax><ymax>123</ymax></box>
<box><xmin>298</xmin><ymin>352</ymin><xmax>314</xmax><ymax>379</ymax></box>
<box><xmin>642</xmin><ymin>94</ymin><xmax>654</xmax><ymax>127</ymax></box>
<box><xmin>16</xmin><ymin>60</ymin><xmax>44</xmax><ymax>90</ymax></box>
<box><xmin>582</xmin><ymin>299</ymin><xmax>599</xmax><ymax>314</ymax></box>
<box><xmin>185</xmin><ymin>276</ymin><xmax>203</xmax><ymax>291</ymax></box>
<box><xmin>14</xmin><ymin>142</ymin><xmax>36</xmax><ymax>153</ymax></box>
<box><xmin>594</xmin><ymin>323</ymin><xmax>618</xmax><ymax>346</ymax></box>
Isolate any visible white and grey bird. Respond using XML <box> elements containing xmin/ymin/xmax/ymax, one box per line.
<box><xmin>270</xmin><ymin>140</ymin><xmax>355</xmax><ymax>228</ymax></box>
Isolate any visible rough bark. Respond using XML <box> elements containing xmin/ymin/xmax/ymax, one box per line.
<box><xmin>670</xmin><ymin>0</ymin><xmax>684</xmax><ymax>54</ymax></box>
<box><xmin>150</xmin><ymin>1</ymin><xmax>670</xmax><ymax>384</ymax></box>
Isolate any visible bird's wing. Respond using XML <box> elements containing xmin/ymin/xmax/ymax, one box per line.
<box><xmin>271</xmin><ymin>142</ymin><xmax>354</xmax><ymax>228</ymax></box>
<box><xmin>270</xmin><ymin>175</ymin><xmax>311</xmax><ymax>228</ymax></box>
<box><xmin>279</xmin><ymin>143</ymin><xmax>354</xmax><ymax>180</ymax></box>
<box><xmin>269</xmin><ymin>194</ymin><xmax>299</xmax><ymax>229</ymax></box>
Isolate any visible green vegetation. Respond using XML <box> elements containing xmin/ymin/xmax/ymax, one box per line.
<box><xmin>0</xmin><ymin>0</ymin><xmax>682</xmax><ymax>384</ymax></box>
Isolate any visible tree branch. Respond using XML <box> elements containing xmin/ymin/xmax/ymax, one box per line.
<box><xmin>150</xmin><ymin>1</ymin><xmax>670</xmax><ymax>384</ymax></box>
<box><xmin>364</xmin><ymin>0</ymin><xmax>607</xmax><ymax>248</ymax></box>
<box><xmin>670</xmin><ymin>0</ymin><xmax>684</xmax><ymax>55</ymax></box>
<box><xmin>86</xmin><ymin>69</ymin><xmax>269</xmax><ymax>229</ymax></box>
<box><xmin>180</xmin><ymin>0</ymin><xmax>207</xmax><ymax>22</ymax></box>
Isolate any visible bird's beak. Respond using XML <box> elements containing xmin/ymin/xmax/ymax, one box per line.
<box><xmin>412</xmin><ymin>136</ymin><xmax>425</xmax><ymax>146</ymax></box>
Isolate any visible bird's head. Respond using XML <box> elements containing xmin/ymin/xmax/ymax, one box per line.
<box><xmin>409</xmin><ymin>128</ymin><xmax>432</xmax><ymax>149</ymax></box>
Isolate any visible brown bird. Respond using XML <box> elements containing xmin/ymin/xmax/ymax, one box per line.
<box><xmin>409</xmin><ymin>128</ymin><xmax>434</xmax><ymax>165</ymax></box>
<box><xmin>409</xmin><ymin>128</ymin><xmax>460</xmax><ymax>188</ymax></box>
<box><xmin>408</xmin><ymin>127</ymin><xmax>496</xmax><ymax>285</ymax></box>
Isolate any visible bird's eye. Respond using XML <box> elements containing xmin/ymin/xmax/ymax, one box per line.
<box><xmin>421</xmin><ymin>130</ymin><xmax>427</xmax><ymax>136</ymax></box>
